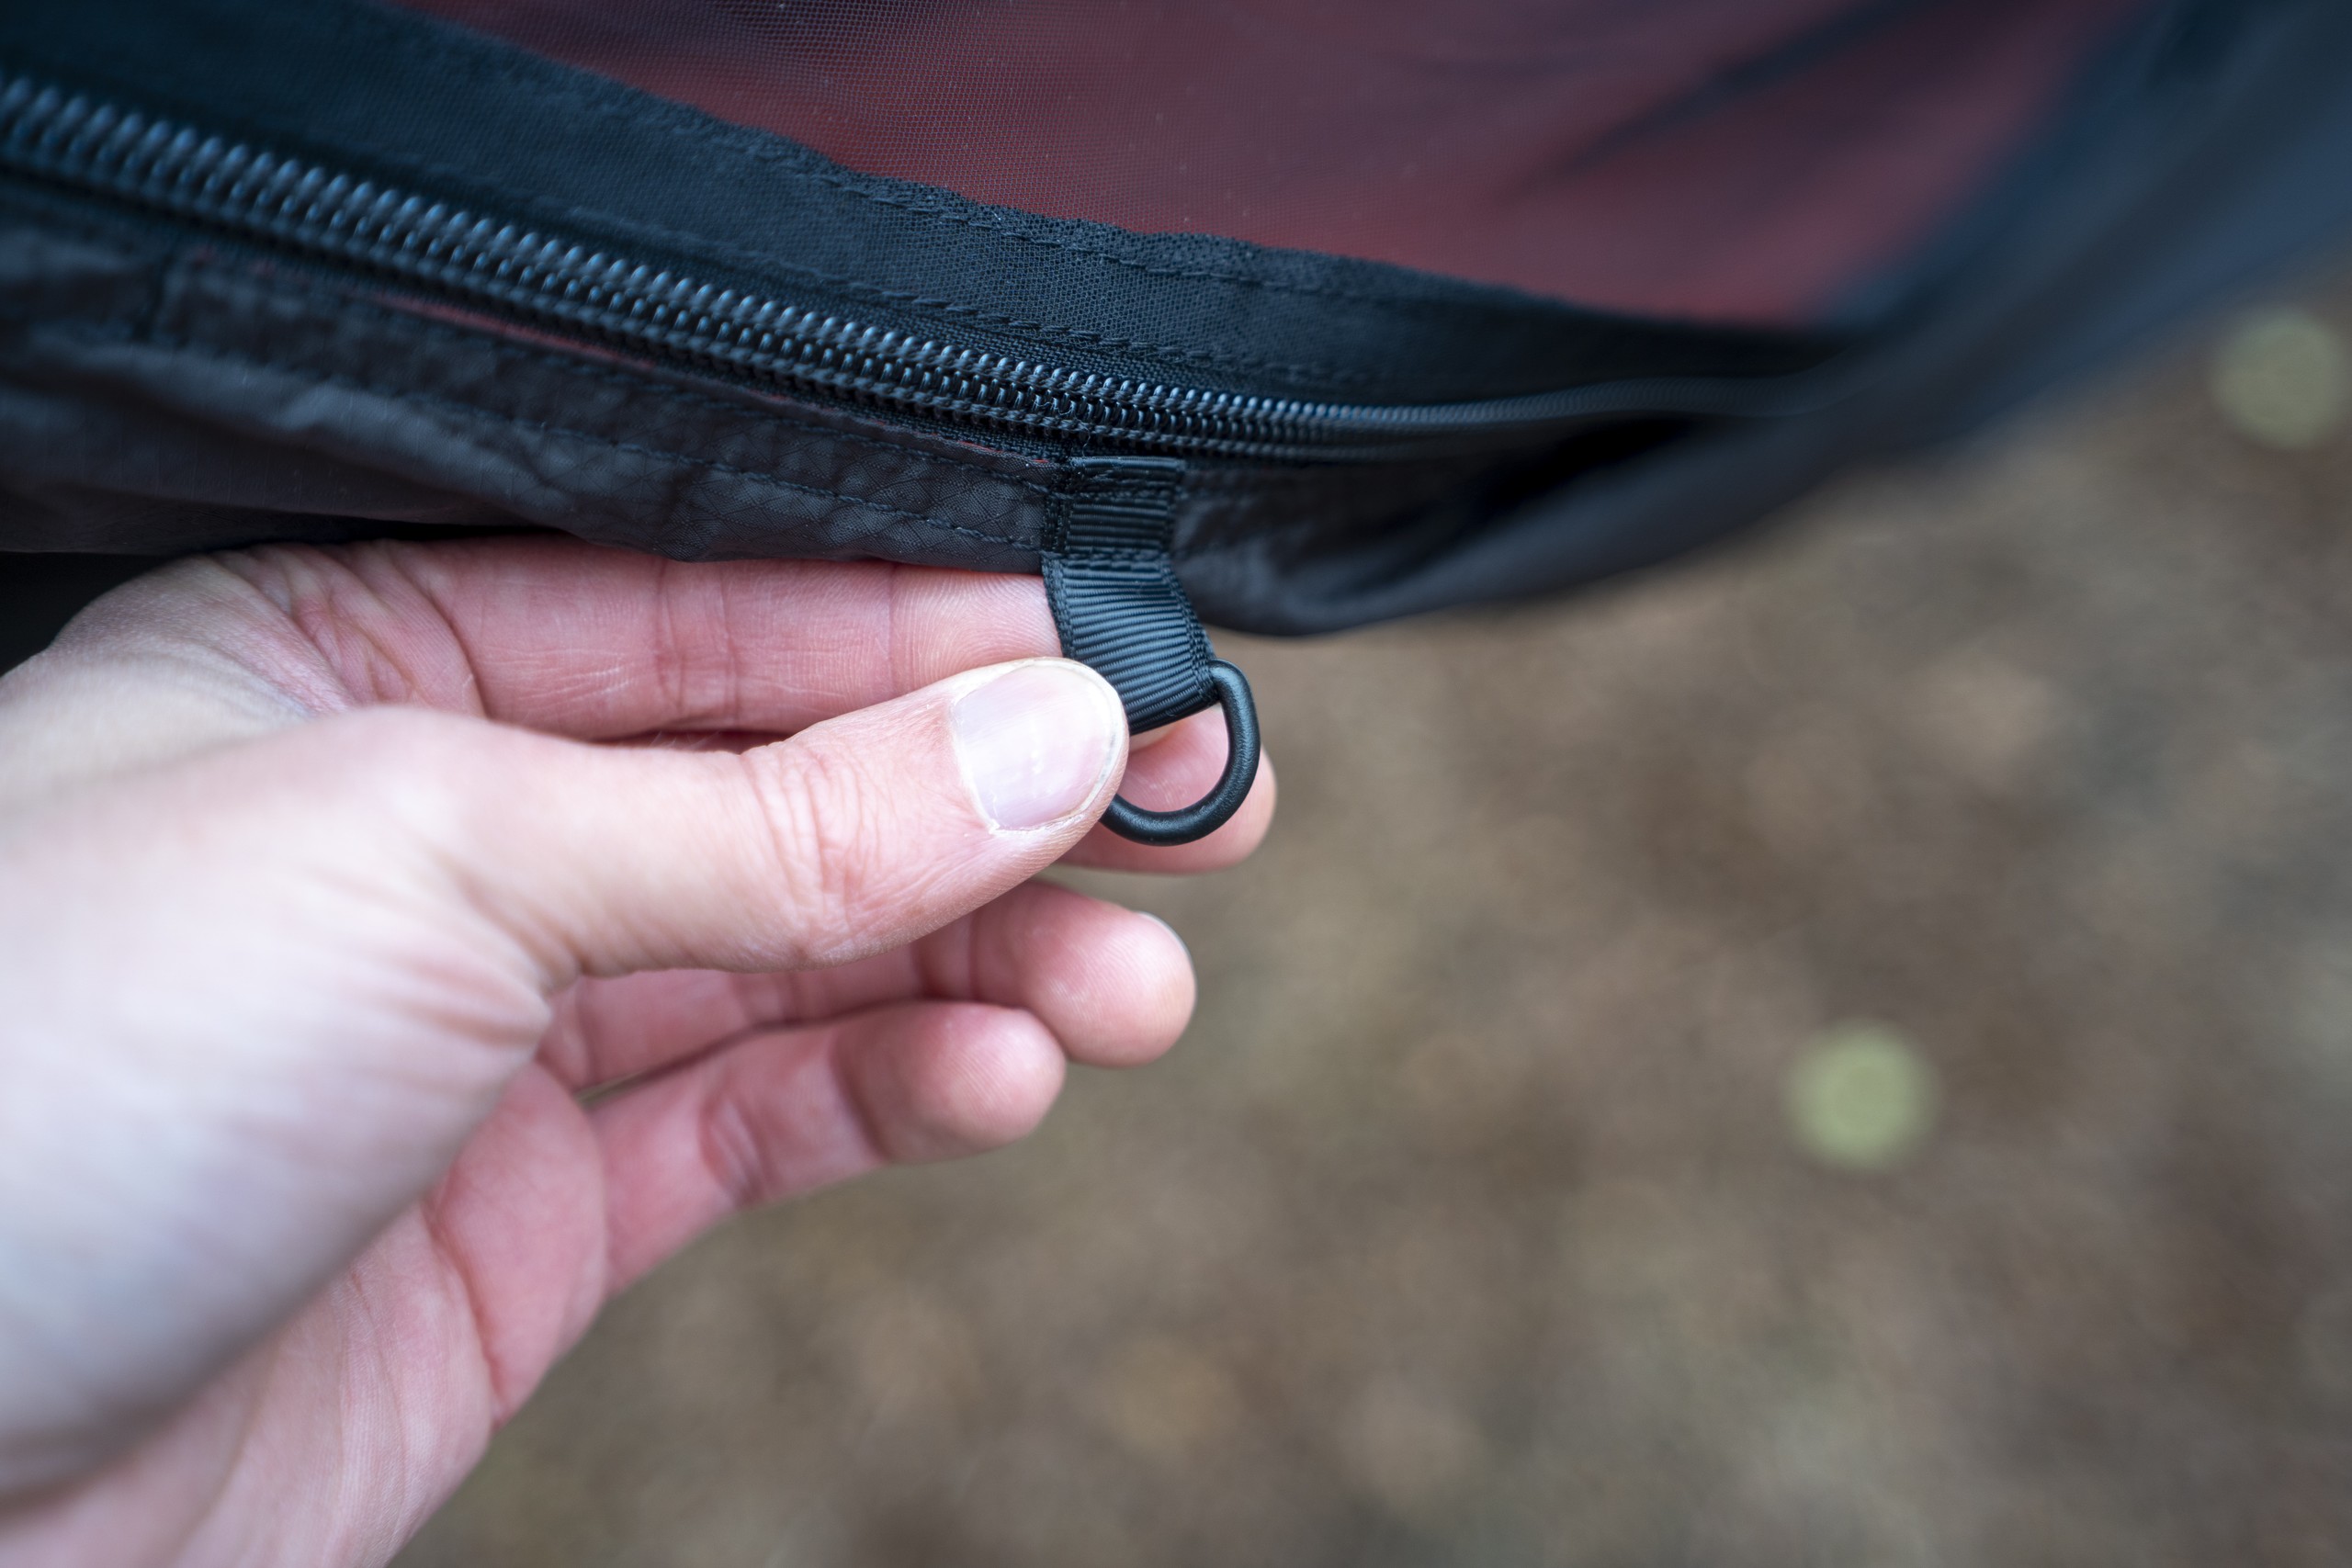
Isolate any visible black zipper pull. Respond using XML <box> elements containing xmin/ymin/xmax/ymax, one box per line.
<box><xmin>1044</xmin><ymin>457</ymin><xmax>1261</xmax><ymax>847</ymax></box>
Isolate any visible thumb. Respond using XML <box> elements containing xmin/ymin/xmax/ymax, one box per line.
<box><xmin>0</xmin><ymin>657</ymin><xmax>1128</xmax><ymax>1491</ymax></box>
<box><xmin>393</xmin><ymin>655</ymin><xmax>1133</xmax><ymax>982</ymax></box>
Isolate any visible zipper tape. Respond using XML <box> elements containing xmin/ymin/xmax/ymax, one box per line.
<box><xmin>0</xmin><ymin>72</ymin><xmax>1850</xmax><ymax>463</ymax></box>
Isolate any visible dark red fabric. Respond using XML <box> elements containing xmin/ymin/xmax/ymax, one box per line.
<box><xmin>389</xmin><ymin>0</ymin><xmax>2149</xmax><ymax>324</ymax></box>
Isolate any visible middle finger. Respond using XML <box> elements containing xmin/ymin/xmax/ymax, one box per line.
<box><xmin>538</xmin><ymin>879</ymin><xmax>1193</xmax><ymax>1089</ymax></box>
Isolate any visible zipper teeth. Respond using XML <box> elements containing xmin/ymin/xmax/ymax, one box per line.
<box><xmin>0</xmin><ymin>73</ymin><xmax>1827</xmax><ymax>458</ymax></box>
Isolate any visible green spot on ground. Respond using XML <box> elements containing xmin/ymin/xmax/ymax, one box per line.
<box><xmin>1786</xmin><ymin>1023</ymin><xmax>1937</xmax><ymax>1171</ymax></box>
<box><xmin>2211</xmin><ymin>306</ymin><xmax>2349</xmax><ymax>449</ymax></box>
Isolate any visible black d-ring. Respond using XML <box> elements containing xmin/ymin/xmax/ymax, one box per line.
<box><xmin>1102</xmin><ymin>660</ymin><xmax>1261</xmax><ymax>847</ymax></box>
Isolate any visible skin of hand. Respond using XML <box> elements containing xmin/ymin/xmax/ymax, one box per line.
<box><xmin>0</xmin><ymin>536</ymin><xmax>1272</xmax><ymax>1566</ymax></box>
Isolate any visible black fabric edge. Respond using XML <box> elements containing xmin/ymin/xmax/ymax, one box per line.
<box><xmin>0</xmin><ymin>0</ymin><xmax>1838</xmax><ymax>407</ymax></box>
<box><xmin>1168</xmin><ymin>0</ymin><xmax>2352</xmax><ymax>635</ymax></box>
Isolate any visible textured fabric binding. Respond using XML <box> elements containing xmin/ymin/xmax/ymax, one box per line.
<box><xmin>1044</xmin><ymin>457</ymin><xmax>1214</xmax><ymax>733</ymax></box>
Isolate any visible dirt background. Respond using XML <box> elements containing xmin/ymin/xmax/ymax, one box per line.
<box><xmin>400</xmin><ymin>265</ymin><xmax>2352</xmax><ymax>1568</ymax></box>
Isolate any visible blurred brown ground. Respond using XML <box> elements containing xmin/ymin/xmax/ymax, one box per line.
<box><xmin>401</xmin><ymin>265</ymin><xmax>2352</xmax><ymax>1568</ymax></box>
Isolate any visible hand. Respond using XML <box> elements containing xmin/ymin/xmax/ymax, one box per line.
<box><xmin>0</xmin><ymin>536</ymin><xmax>1271</xmax><ymax>1566</ymax></box>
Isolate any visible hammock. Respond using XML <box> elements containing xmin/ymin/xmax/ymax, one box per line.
<box><xmin>2</xmin><ymin>0</ymin><xmax>2346</xmax><ymax>837</ymax></box>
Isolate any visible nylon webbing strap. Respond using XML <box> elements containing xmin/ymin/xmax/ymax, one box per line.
<box><xmin>1044</xmin><ymin>456</ymin><xmax>1215</xmax><ymax>733</ymax></box>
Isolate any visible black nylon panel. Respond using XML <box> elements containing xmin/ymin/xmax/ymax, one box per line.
<box><xmin>1044</xmin><ymin>457</ymin><xmax>1214</xmax><ymax>733</ymax></box>
<box><xmin>0</xmin><ymin>0</ymin><xmax>1837</xmax><ymax>410</ymax></box>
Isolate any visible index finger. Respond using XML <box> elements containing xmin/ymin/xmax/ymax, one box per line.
<box><xmin>25</xmin><ymin>535</ymin><xmax>1270</xmax><ymax>869</ymax></box>
<box><xmin>199</xmin><ymin>535</ymin><xmax>1063</xmax><ymax>737</ymax></box>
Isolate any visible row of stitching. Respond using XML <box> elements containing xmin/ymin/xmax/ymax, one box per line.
<box><xmin>4</xmin><ymin>93</ymin><xmax>1698</xmax><ymax>394</ymax></box>
<box><xmin>20</xmin><ymin>310</ymin><xmax>1041</xmax><ymax>551</ymax></box>
<box><xmin>254</xmin><ymin>18</ymin><xmax>1604</xmax><ymax>326</ymax></box>
<box><xmin>0</xmin><ymin>212</ymin><xmax>1396</xmax><ymax>555</ymax></box>
<box><xmin>1182</xmin><ymin>459</ymin><xmax>1481</xmax><ymax>491</ymax></box>
<box><xmin>332</xmin><ymin>191</ymin><xmax>1394</xmax><ymax>382</ymax></box>
<box><xmin>161</xmin><ymin>246</ymin><xmax>1065</xmax><ymax>497</ymax></box>
<box><xmin>189</xmin><ymin>162</ymin><xmax>1389</xmax><ymax>383</ymax></box>
<box><xmin>130</xmin><ymin>96</ymin><xmax>1400</xmax><ymax>385</ymax></box>
<box><xmin>804</xmin><ymin>174</ymin><xmax>1479</xmax><ymax>308</ymax></box>
<box><xmin>2</xmin><ymin>93</ymin><xmax>1365</xmax><ymax>383</ymax></box>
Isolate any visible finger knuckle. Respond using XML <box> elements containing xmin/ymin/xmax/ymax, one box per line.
<box><xmin>736</xmin><ymin>734</ymin><xmax>886</xmax><ymax>959</ymax></box>
<box><xmin>698</xmin><ymin>1079</ymin><xmax>787</xmax><ymax>1212</ymax></box>
<box><xmin>906</xmin><ymin>1009</ymin><xmax>1062</xmax><ymax>1154</ymax></box>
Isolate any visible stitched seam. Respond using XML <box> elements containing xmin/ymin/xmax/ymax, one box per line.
<box><xmin>0</xmin><ymin>188</ymin><xmax>1062</xmax><ymax>483</ymax></box>
<box><xmin>159</xmin><ymin>251</ymin><xmax>1060</xmax><ymax>491</ymax></box>
<box><xmin>21</xmin><ymin>311</ymin><xmax>1039</xmax><ymax>548</ymax></box>
<box><xmin>0</xmin><ymin>224</ymin><xmax>1394</xmax><ymax>550</ymax></box>
<box><xmin>0</xmin><ymin>166</ymin><xmax>1385</xmax><ymax>389</ymax></box>
<box><xmin>164</xmin><ymin>249</ymin><xmax>1066</xmax><ymax>494</ymax></box>
<box><xmin>797</xmin><ymin>176</ymin><xmax>1466</xmax><ymax>306</ymax></box>
<box><xmin>60</xmin><ymin>131</ymin><xmax>1399</xmax><ymax>381</ymax></box>
<box><xmin>0</xmin><ymin>183</ymin><xmax>179</xmax><ymax>262</ymax></box>
<box><xmin>415</xmin><ymin>183</ymin><xmax>1395</xmax><ymax>380</ymax></box>
<box><xmin>222</xmin><ymin>24</ymin><xmax>1565</xmax><ymax>325</ymax></box>
<box><xmin>1183</xmin><ymin>461</ymin><xmax>1465</xmax><ymax>490</ymax></box>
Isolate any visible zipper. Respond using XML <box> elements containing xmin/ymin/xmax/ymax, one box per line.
<box><xmin>0</xmin><ymin>73</ymin><xmax>1841</xmax><ymax>462</ymax></box>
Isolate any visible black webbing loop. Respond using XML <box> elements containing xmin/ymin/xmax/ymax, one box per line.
<box><xmin>1045</xmin><ymin>456</ymin><xmax>1261</xmax><ymax>845</ymax></box>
